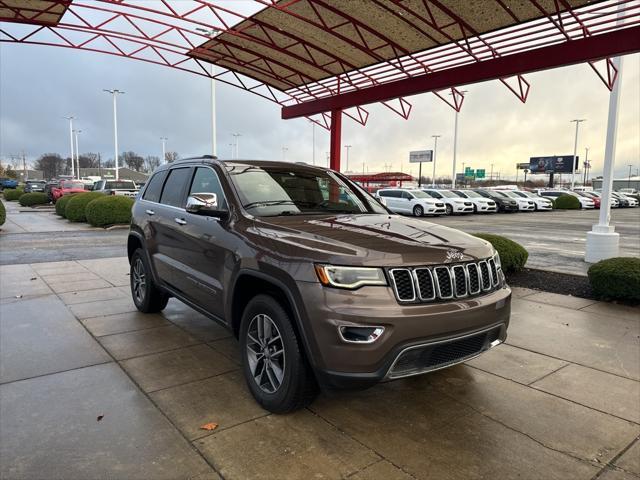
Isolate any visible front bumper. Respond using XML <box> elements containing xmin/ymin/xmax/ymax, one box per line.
<box><xmin>297</xmin><ymin>281</ymin><xmax>511</xmax><ymax>390</ymax></box>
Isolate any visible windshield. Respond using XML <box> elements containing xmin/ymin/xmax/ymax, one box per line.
<box><xmin>225</xmin><ymin>164</ymin><xmax>386</xmax><ymax>217</ymax></box>
<box><xmin>61</xmin><ymin>181</ymin><xmax>85</xmax><ymax>189</ymax></box>
<box><xmin>512</xmin><ymin>191</ymin><xmax>528</xmax><ymax>198</ymax></box>
<box><xmin>437</xmin><ymin>190</ymin><xmax>458</xmax><ymax>198</ymax></box>
<box><xmin>463</xmin><ymin>191</ymin><xmax>483</xmax><ymax>198</ymax></box>
<box><xmin>409</xmin><ymin>190</ymin><xmax>431</xmax><ymax>199</ymax></box>
<box><xmin>451</xmin><ymin>191</ymin><xmax>467</xmax><ymax>198</ymax></box>
<box><xmin>503</xmin><ymin>192</ymin><xmax>521</xmax><ymax>198</ymax></box>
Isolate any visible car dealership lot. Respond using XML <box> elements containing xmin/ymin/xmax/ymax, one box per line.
<box><xmin>433</xmin><ymin>207</ymin><xmax>640</xmax><ymax>276</ymax></box>
<box><xmin>1</xmin><ymin>256</ymin><xmax>639</xmax><ymax>479</ymax></box>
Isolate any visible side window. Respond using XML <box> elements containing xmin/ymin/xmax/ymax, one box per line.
<box><xmin>401</xmin><ymin>191</ymin><xmax>412</xmax><ymax>199</ymax></box>
<box><xmin>159</xmin><ymin>168</ymin><xmax>191</xmax><ymax>208</ymax></box>
<box><xmin>377</xmin><ymin>191</ymin><xmax>388</xmax><ymax>197</ymax></box>
<box><xmin>189</xmin><ymin>167</ymin><xmax>227</xmax><ymax>209</ymax></box>
<box><xmin>388</xmin><ymin>190</ymin><xmax>400</xmax><ymax>198</ymax></box>
<box><xmin>142</xmin><ymin>170</ymin><xmax>167</xmax><ymax>203</ymax></box>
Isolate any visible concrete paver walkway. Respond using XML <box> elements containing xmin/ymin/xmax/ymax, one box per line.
<box><xmin>0</xmin><ymin>257</ymin><xmax>639</xmax><ymax>479</ymax></box>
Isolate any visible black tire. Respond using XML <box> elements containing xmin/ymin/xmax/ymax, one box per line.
<box><xmin>473</xmin><ymin>204</ymin><xmax>478</xmax><ymax>214</ymax></box>
<box><xmin>130</xmin><ymin>249</ymin><xmax>169</xmax><ymax>313</ymax></box>
<box><xmin>445</xmin><ymin>204</ymin><xmax>453</xmax><ymax>215</ymax></box>
<box><xmin>413</xmin><ymin>205</ymin><xmax>424</xmax><ymax>217</ymax></box>
<box><xmin>240</xmin><ymin>294</ymin><xmax>317</xmax><ymax>413</ymax></box>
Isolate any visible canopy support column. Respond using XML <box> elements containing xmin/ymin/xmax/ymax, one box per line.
<box><xmin>330</xmin><ymin>109</ymin><xmax>342</xmax><ymax>172</ymax></box>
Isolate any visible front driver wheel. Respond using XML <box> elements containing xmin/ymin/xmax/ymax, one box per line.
<box><xmin>413</xmin><ymin>205</ymin><xmax>424</xmax><ymax>217</ymax></box>
<box><xmin>130</xmin><ymin>249</ymin><xmax>169</xmax><ymax>313</ymax></box>
<box><xmin>445</xmin><ymin>204</ymin><xmax>453</xmax><ymax>215</ymax></box>
<box><xmin>240</xmin><ymin>294</ymin><xmax>317</xmax><ymax>413</ymax></box>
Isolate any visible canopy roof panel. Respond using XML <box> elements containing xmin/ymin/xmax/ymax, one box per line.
<box><xmin>189</xmin><ymin>0</ymin><xmax>593</xmax><ymax>92</ymax></box>
<box><xmin>0</xmin><ymin>0</ymin><xmax>69</xmax><ymax>26</ymax></box>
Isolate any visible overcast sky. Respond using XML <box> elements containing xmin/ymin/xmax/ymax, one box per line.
<box><xmin>0</xmin><ymin>38</ymin><xmax>638</xmax><ymax>181</ymax></box>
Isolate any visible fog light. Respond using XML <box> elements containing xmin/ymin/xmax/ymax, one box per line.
<box><xmin>338</xmin><ymin>326</ymin><xmax>384</xmax><ymax>344</ymax></box>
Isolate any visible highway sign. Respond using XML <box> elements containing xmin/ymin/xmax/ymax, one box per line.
<box><xmin>476</xmin><ymin>169</ymin><xmax>485</xmax><ymax>178</ymax></box>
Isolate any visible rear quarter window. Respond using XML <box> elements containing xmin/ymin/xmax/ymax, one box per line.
<box><xmin>142</xmin><ymin>170</ymin><xmax>168</xmax><ymax>203</ymax></box>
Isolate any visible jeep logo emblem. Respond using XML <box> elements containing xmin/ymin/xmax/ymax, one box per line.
<box><xmin>445</xmin><ymin>249</ymin><xmax>464</xmax><ymax>262</ymax></box>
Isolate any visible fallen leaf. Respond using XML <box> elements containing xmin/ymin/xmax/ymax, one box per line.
<box><xmin>200</xmin><ymin>422</ymin><xmax>218</xmax><ymax>431</ymax></box>
<box><xmin>97</xmin><ymin>415</ymin><xmax>104</xmax><ymax>422</ymax></box>
<box><xmin>30</xmin><ymin>277</ymin><xmax>37</xmax><ymax>281</ymax></box>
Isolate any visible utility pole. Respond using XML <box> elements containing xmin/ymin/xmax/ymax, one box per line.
<box><xmin>64</xmin><ymin>116</ymin><xmax>75</xmax><ymax>178</ymax></box>
<box><xmin>195</xmin><ymin>28</ymin><xmax>222</xmax><ymax>157</ymax></box>
<box><xmin>570</xmin><ymin>118</ymin><xmax>586</xmax><ymax>190</ymax></box>
<box><xmin>232</xmin><ymin>133</ymin><xmax>241</xmax><ymax>159</ymax></box>
<box><xmin>583</xmin><ymin>147</ymin><xmax>589</xmax><ymax>186</ymax></box>
<box><xmin>309</xmin><ymin>120</ymin><xmax>316</xmax><ymax>165</ymax></box>
<box><xmin>490</xmin><ymin>163</ymin><xmax>494</xmax><ymax>182</ymax></box>
<box><xmin>344</xmin><ymin>145</ymin><xmax>352</xmax><ymax>172</ymax></box>
<box><xmin>22</xmin><ymin>151</ymin><xmax>27</xmax><ymax>181</ymax></box>
<box><xmin>103</xmin><ymin>89</ymin><xmax>124</xmax><ymax>180</ymax></box>
<box><xmin>74</xmin><ymin>130</ymin><xmax>81</xmax><ymax>179</ymax></box>
<box><xmin>431</xmin><ymin>135</ymin><xmax>441</xmax><ymax>187</ymax></box>
<box><xmin>160</xmin><ymin>137</ymin><xmax>168</xmax><ymax>163</ymax></box>
<box><xmin>450</xmin><ymin>90</ymin><xmax>467</xmax><ymax>189</ymax></box>
<box><xmin>629</xmin><ymin>164</ymin><xmax>633</xmax><ymax>189</ymax></box>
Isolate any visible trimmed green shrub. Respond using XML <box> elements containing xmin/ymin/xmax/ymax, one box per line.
<box><xmin>588</xmin><ymin>257</ymin><xmax>640</xmax><ymax>302</ymax></box>
<box><xmin>19</xmin><ymin>192</ymin><xmax>50</xmax><ymax>207</ymax></box>
<box><xmin>65</xmin><ymin>192</ymin><xmax>104</xmax><ymax>222</ymax></box>
<box><xmin>0</xmin><ymin>200</ymin><xmax>5</xmax><ymax>226</ymax></box>
<box><xmin>3</xmin><ymin>188</ymin><xmax>24</xmax><ymax>201</ymax></box>
<box><xmin>553</xmin><ymin>194</ymin><xmax>580</xmax><ymax>209</ymax></box>
<box><xmin>473</xmin><ymin>233</ymin><xmax>528</xmax><ymax>273</ymax></box>
<box><xmin>55</xmin><ymin>194</ymin><xmax>76</xmax><ymax>217</ymax></box>
<box><xmin>86</xmin><ymin>195</ymin><xmax>134</xmax><ymax>227</ymax></box>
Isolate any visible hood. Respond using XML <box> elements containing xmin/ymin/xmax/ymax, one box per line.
<box><xmin>248</xmin><ymin>213</ymin><xmax>494</xmax><ymax>267</ymax></box>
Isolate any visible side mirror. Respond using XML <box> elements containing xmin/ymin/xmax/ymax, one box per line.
<box><xmin>186</xmin><ymin>193</ymin><xmax>227</xmax><ymax>218</ymax></box>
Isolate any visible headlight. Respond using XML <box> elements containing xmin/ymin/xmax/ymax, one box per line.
<box><xmin>315</xmin><ymin>265</ymin><xmax>387</xmax><ymax>289</ymax></box>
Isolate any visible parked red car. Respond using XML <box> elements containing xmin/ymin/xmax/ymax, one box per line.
<box><xmin>51</xmin><ymin>180</ymin><xmax>88</xmax><ymax>202</ymax></box>
<box><xmin>576</xmin><ymin>191</ymin><xmax>601</xmax><ymax>208</ymax></box>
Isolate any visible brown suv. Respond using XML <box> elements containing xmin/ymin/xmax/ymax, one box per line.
<box><xmin>128</xmin><ymin>158</ymin><xmax>511</xmax><ymax>412</ymax></box>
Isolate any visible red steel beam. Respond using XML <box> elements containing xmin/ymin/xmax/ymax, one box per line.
<box><xmin>282</xmin><ymin>25</ymin><xmax>640</xmax><ymax>119</ymax></box>
<box><xmin>329</xmin><ymin>109</ymin><xmax>342</xmax><ymax>172</ymax></box>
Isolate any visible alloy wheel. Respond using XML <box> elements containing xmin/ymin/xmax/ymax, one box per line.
<box><xmin>132</xmin><ymin>257</ymin><xmax>146</xmax><ymax>304</ymax></box>
<box><xmin>246</xmin><ymin>314</ymin><xmax>286</xmax><ymax>394</ymax></box>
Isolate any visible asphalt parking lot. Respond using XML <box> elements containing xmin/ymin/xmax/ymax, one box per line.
<box><xmin>1</xmin><ymin>256</ymin><xmax>639</xmax><ymax>480</ymax></box>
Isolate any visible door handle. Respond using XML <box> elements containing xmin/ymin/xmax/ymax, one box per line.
<box><xmin>174</xmin><ymin>217</ymin><xmax>187</xmax><ymax>225</ymax></box>
<box><xmin>145</xmin><ymin>209</ymin><xmax>155</xmax><ymax>216</ymax></box>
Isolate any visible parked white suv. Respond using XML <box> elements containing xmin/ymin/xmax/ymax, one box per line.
<box><xmin>539</xmin><ymin>190</ymin><xmax>595</xmax><ymax>209</ymax></box>
<box><xmin>421</xmin><ymin>189</ymin><xmax>474</xmax><ymax>215</ymax></box>
<box><xmin>511</xmin><ymin>191</ymin><xmax>553</xmax><ymax>211</ymax></box>
<box><xmin>376</xmin><ymin>188</ymin><xmax>446</xmax><ymax>216</ymax></box>
<box><xmin>450</xmin><ymin>189</ymin><xmax>498</xmax><ymax>213</ymax></box>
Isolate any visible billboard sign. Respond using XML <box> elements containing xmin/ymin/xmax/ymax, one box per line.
<box><xmin>409</xmin><ymin>150</ymin><xmax>433</xmax><ymax>163</ymax></box>
<box><xmin>517</xmin><ymin>162</ymin><xmax>530</xmax><ymax>170</ymax></box>
<box><xmin>529</xmin><ymin>155</ymin><xmax>579</xmax><ymax>174</ymax></box>
<box><xmin>456</xmin><ymin>173</ymin><xmax>465</xmax><ymax>182</ymax></box>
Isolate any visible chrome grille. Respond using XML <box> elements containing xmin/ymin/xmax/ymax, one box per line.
<box><xmin>389</xmin><ymin>258</ymin><xmax>501</xmax><ymax>304</ymax></box>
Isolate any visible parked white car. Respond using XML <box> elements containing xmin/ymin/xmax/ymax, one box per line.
<box><xmin>376</xmin><ymin>188</ymin><xmax>447</xmax><ymax>217</ymax></box>
<box><xmin>584</xmin><ymin>191</ymin><xmax>619</xmax><ymax>208</ymax></box>
<box><xmin>450</xmin><ymin>189</ymin><xmax>498</xmax><ymax>213</ymax></box>
<box><xmin>500</xmin><ymin>191</ymin><xmax>536</xmax><ymax>211</ymax></box>
<box><xmin>421</xmin><ymin>189</ymin><xmax>474</xmax><ymax>215</ymax></box>
<box><xmin>617</xmin><ymin>193</ymin><xmax>639</xmax><ymax>207</ymax></box>
<box><xmin>510</xmin><ymin>191</ymin><xmax>553</xmax><ymax>211</ymax></box>
<box><xmin>539</xmin><ymin>190</ymin><xmax>595</xmax><ymax>209</ymax></box>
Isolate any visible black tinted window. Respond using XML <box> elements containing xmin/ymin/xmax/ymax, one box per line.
<box><xmin>160</xmin><ymin>168</ymin><xmax>190</xmax><ymax>207</ymax></box>
<box><xmin>142</xmin><ymin>170</ymin><xmax>167</xmax><ymax>203</ymax></box>
<box><xmin>401</xmin><ymin>191</ymin><xmax>412</xmax><ymax>199</ymax></box>
<box><xmin>189</xmin><ymin>167</ymin><xmax>226</xmax><ymax>209</ymax></box>
<box><xmin>385</xmin><ymin>190</ymin><xmax>401</xmax><ymax>198</ymax></box>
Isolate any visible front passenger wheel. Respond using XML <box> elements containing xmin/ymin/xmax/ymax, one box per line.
<box><xmin>413</xmin><ymin>205</ymin><xmax>424</xmax><ymax>217</ymax></box>
<box><xmin>130</xmin><ymin>249</ymin><xmax>169</xmax><ymax>313</ymax></box>
<box><xmin>445</xmin><ymin>204</ymin><xmax>453</xmax><ymax>215</ymax></box>
<box><xmin>240</xmin><ymin>294</ymin><xmax>317</xmax><ymax>413</ymax></box>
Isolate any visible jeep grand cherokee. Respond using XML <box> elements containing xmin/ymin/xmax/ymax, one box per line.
<box><xmin>128</xmin><ymin>158</ymin><xmax>511</xmax><ymax>413</ymax></box>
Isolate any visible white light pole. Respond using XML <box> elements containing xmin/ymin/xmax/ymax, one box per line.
<box><xmin>74</xmin><ymin>129</ymin><xmax>81</xmax><ymax>179</ymax></box>
<box><xmin>195</xmin><ymin>28</ymin><xmax>221</xmax><ymax>157</ymax></box>
<box><xmin>104</xmin><ymin>89</ymin><xmax>124</xmax><ymax>180</ymax></box>
<box><xmin>282</xmin><ymin>146</ymin><xmax>288</xmax><ymax>161</ymax></box>
<box><xmin>309</xmin><ymin>120</ymin><xmax>316</xmax><ymax>165</ymax></box>
<box><xmin>570</xmin><ymin>118</ymin><xmax>586</xmax><ymax>190</ymax></box>
<box><xmin>450</xmin><ymin>90</ymin><xmax>467</xmax><ymax>189</ymax></box>
<box><xmin>160</xmin><ymin>137</ymin><xmax>168</xmax><ymax>163</ymax></box>
<box><xmin>431</xmin><ymin>135</ymin><xmax>441</xmax><ymax>187</ymax></box>
<box><xmin>64</xmin><ymin>116</ymin><xmax>75</xmax><ymax>178</ymax></box>
<box><xmin>585</xmin><ymin>6</ymin><xmax>624</xmax><ymax>263</ymax></box>
<box><xmin>344</xmin><ymin>145</ymin><xmax>352</xmax><ymax>172</ymax></box>
<box><xmin>232</xmin><ymin>133</ymin><xmax>241</xmax><ymax>159</ymax></box>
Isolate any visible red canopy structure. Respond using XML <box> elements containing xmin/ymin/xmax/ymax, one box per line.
<box><xmin>1</xmin><ymin>0</ymin><xmax>639</xmax><ymax>171</ymax></box>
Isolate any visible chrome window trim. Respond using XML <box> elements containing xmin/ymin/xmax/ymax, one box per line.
<box><xmin>389</xmin><ymin>268</ymin><xmax>416</xmax><ymax>302</ymax></box>
<box><xmin>466</xmin><ymin>263</ymin><xmax>481</xmax><ymax>295</ymax></box>
<box><xmin>384</xmin><ymin>323</ymin><xmax>505</xmax><ymax>380</ymax></box>
<box><xmin>452</xmin><ymin>265</ymin><xmax>468</xmax><ymax>298</ymax></box>
<box><xmin>412</xmin><ymin>268</ymin><xmax>436</xmax><ymax>301</ymax></box>
<box><xmin>433</xmin><ymin>266</ymin><xmax>454</xmax><ymax>300</ymax></box>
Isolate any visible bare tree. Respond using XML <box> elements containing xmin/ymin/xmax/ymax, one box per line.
<box><xmin>165</xmin><ymin>151</ymin><xmax>179</xmax><ymax>163</ymax></box>
<box><xmin>34</xmin><ymin>153</ymin><xmax>66</xmax><ymax>179</ymax></box>
<box><xmin>122</xmin><ymin>151</ymin><xmax>145</xmax><ymax>171</ymax></box>
<box><xmin>144</xmin><ymin>155</ymin><xmax>161</xmax><ymax>172</ymax></box>
<box><xmin>78</xmin><ymin>153</ymin><xmax>100</xmax><ymax>169</ymax></box>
